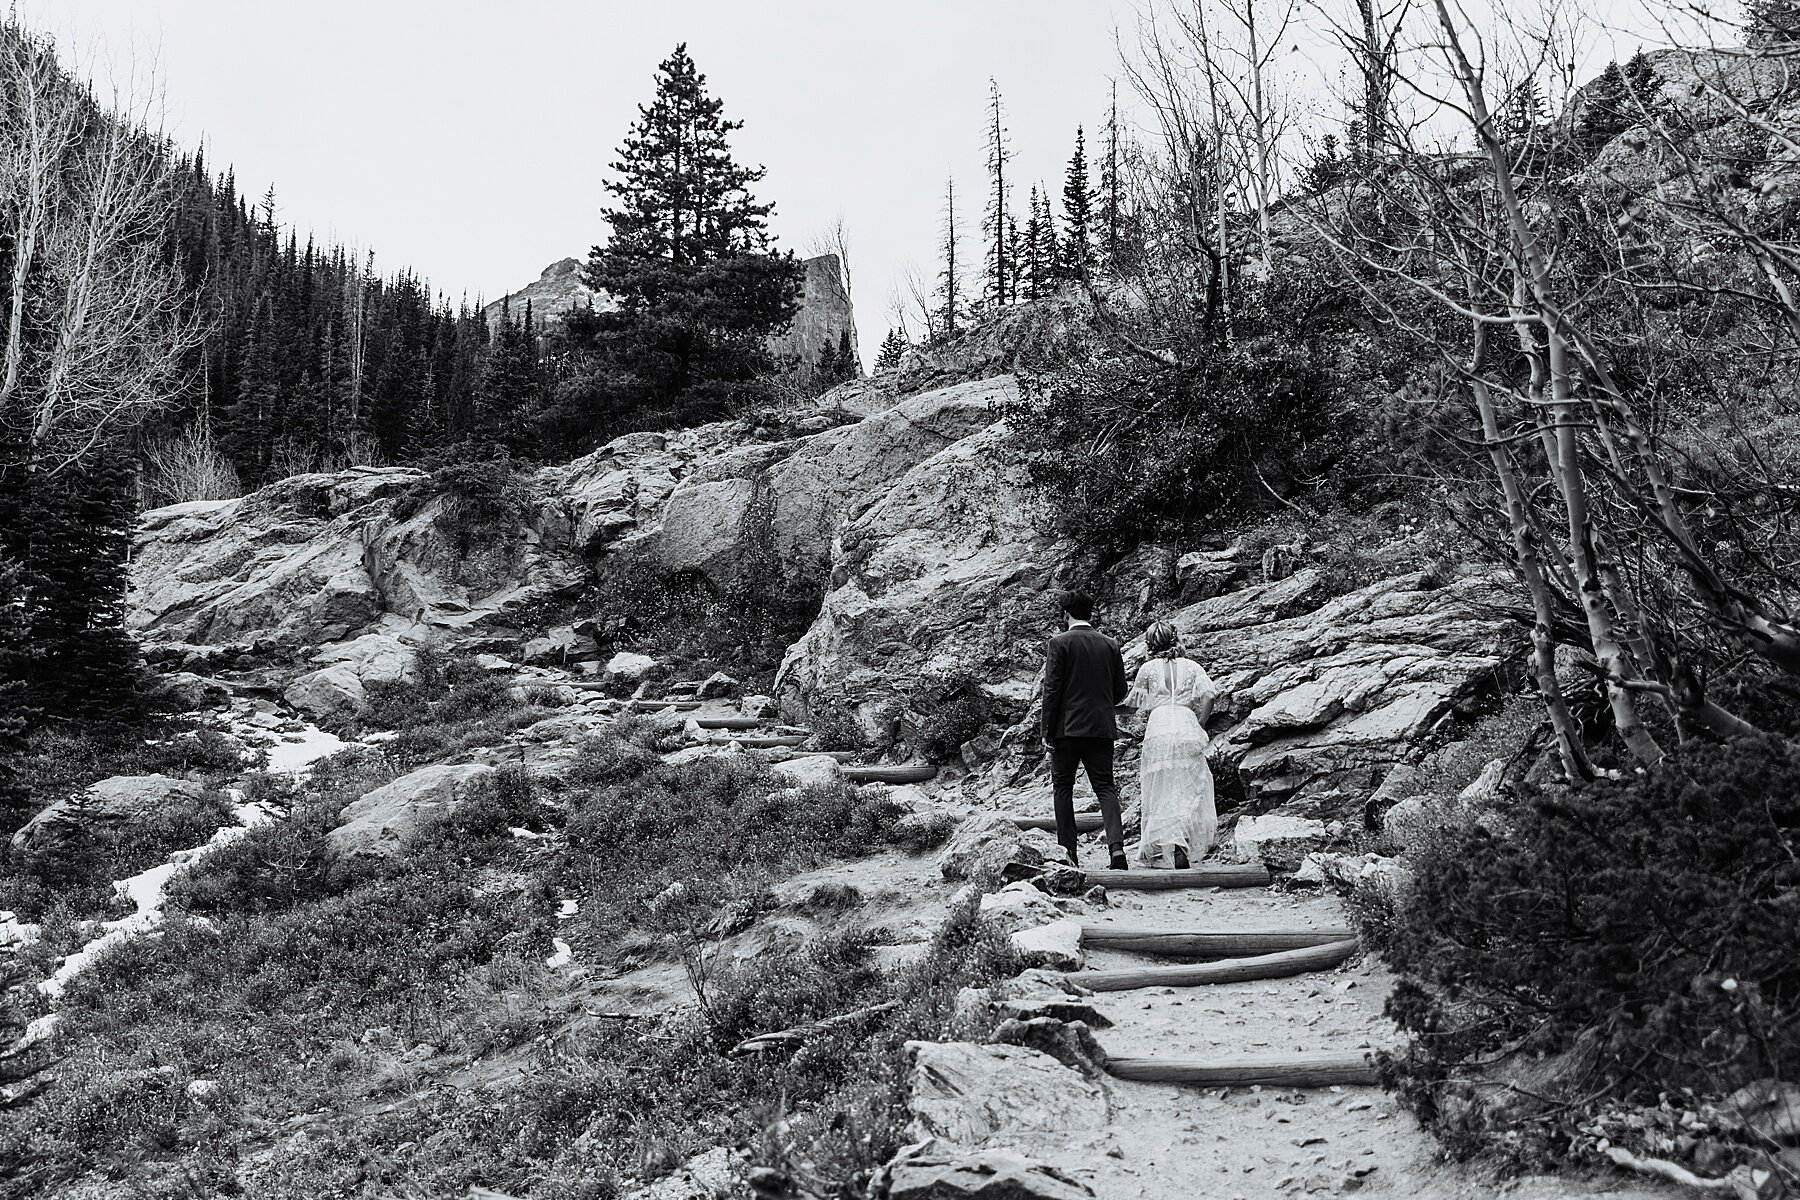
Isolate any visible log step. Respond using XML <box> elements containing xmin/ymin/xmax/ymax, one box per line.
<box><xmin>694</xmin><ymin>716</ymin><xmax>767</xmax><ymax>730</ymax></box>
<box><xmin>1105</xmin><ymin>1049</ymin><xmax>1378</xmax><ymax>1088</ymax></box>
<box><xmin>841</xmin><ymin>765</ymin><xmax>940</xmax><ymax>785</ymax></box>
<box><xmin>721</xmin><ymin>735</ymin><xmax>810</xmax><ymax>749</ymax></box>
<box><xmin>1070</xmin><ymin>939</ymin><xmax>1358</xmax><ymax>992</ymax></box>
<box><xmin>1081</xmin><ymin>925</ymin><xmax>1357</xmax><ymax>958</ymax></box>
<box><xmin>1079</xmin><ymin>865</ymin><xmax>1269</xmax><ymax>890</ymax></box>
<box><xmin>1011</xmin><ymin>814</ymin><xmax>1104</xmax><ymax>833</ymax></box>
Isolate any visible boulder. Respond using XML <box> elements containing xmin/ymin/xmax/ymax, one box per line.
<box><xmin>522</xmin><ymin>625</ymin><xmax>587</xmax><ymax>665</ymax></box>
<box><xmin>938</xmin><ymin>813</ymin><xmax>1044</xmax><ymax>882</ymax></box>
<box><xmin>977</xmin><ymin>882</ymin><xmax>1063</xmax><ymax>936</ymax></box>
<box><xmin>283</xmin><ymin>633</ymin><xmax>417</xmax><ymax>721</ymax></box>
<box><xmin>606</xmin><ymin>651</ymin><xmax>658</xmax><ymax>681</ymax></box>
<box><xmin>1010</xmin><ymin>918</ymin><xmax>1084</xmax><ymax>971</ymax></box>
<box><xmin>880</xmin><ymin>1147</ymin><xmax>1096</xmax><ymax>1200</ymax></box>
<box><xmin>740</xmin><ymin>694</ymin><xmax>777</xmax><ymax>719</ymax></box>
<box><xmin>1727</xmin><ymin>1079</ymin><xmax>1800</xmax><ymax>1145</ymax></box>
<box><xmin>1232</xmin><ymin>814</ymin><xmax>1330</xmax><ymax>871</ymax></box>
<box><xmin>151</xmin><ymin>672</ymin><xmax>232</xmax><ymax>712</ymax></box>
<box><xmin>905</xmin><ymin>1041</ymin><xmax>1108</xmax><ymax>1145</ymax></box>
<box><xmin>697</xmin><ymin>671</ymin><xmax>740</xmax><ymax>699</ymax></box>
<box><xmin>770</xmin><ymin>755</ymin><xmax>842</xmax><ymax>789</ymax></box>
<box><xmin>13</xmin><ymin>775</ymin><xmax>208</xmax><ymax>854</ymax></box>
<box><xmin>327</xmin><ymin>763</ymin><xmax>495</xmax><ymax>862</ymax></box>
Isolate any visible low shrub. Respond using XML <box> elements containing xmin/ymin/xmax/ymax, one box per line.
<box><xmin>1381</xmin><ymin>732</ymin><xmax>1800</xmax><ymax>1161</ymax></box>
<box><xmin>912</xmin><ymin>674</ymin><xmax>994</xmax><ymax>764</ymax></box>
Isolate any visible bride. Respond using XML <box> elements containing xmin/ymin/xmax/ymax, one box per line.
<box><xmin>1127</xmin><ymin>621</ymin><xmax>1219</xmax><ymax>869</ymax></box>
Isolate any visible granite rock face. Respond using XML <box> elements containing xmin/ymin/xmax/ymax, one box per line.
<box><xmin>904</xmin><ymin>1041</ymin><xmax>1108</xmax><ymax>1145</ymax></box>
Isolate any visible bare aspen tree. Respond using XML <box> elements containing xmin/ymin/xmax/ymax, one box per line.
<box><xmin>0</xmin><ymin>21</ymin><xmax>204</xmax><ymax>472</ymax></box>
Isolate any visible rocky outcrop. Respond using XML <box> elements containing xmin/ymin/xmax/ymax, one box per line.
<box><xmin>327</xmin><ymin>763</ymin><xmax>495</xmax><ymax>862</ymax></box>
<box><xmin>130</xmin><ymin>467</ymin><xmax>582</xmax><ymax>648</ymax></box>
<box><xmin>12</xmin><ymin>776</ymin><xmax>208</xmax><ymax>855</ymax></box>
<box><xmin>131</xmin><ymin>379</ymin><xmax>1007</xmax><ymax>653</ymax></box>
<box><xmin>487</xmin><ymin>253</ymin><xmax>858</xmax><ymax>376</ymax></box>
<box><xmin>767</xmin><ymin>253</ymin><xmax>858</xmax><ymax>371</ymax></box>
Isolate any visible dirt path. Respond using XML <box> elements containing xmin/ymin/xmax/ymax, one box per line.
<box><xmin>984</xmin><ymin>852</ymin><xmax>1674</xmax><ymax>1200</ymax></box>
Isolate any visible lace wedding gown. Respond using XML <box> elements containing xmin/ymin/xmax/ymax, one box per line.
<box><xmin>1127</xmin><ymin>657</ymin><xmax>1218</xmax><ymax>867</ymax></box>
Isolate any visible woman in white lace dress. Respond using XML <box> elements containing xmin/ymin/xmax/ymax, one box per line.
<box><xmin>1127</xmin><ymin>621</ymin><xmax>1218</xmax><ymax>869</ymax></box>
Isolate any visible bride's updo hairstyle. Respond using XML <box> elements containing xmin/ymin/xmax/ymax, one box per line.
<box><xmin>1145</xmin><ymin>621</ymin><xmax>1182</xmax><ymax>660</ymax></box>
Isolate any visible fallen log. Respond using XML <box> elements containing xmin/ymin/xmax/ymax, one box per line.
<box><xmin>841</xmin><ymin>765</ymin><xmax>940</xmax><ymax>784</ymax></box>
<box><xmin>1079</xmin><ymin>864</ymin><xmax>1269</xmax><ymax>890</ymax></box>
<box><xmin>1069</xmin><ymin>939</ymin><xmax>1359</xmax><ymax>992</ymax></box>
<box><xmin>1105</xmin><ymin>1049</ymin><xmax>1377</xmax><ymax>1088</ymax></box>
<box><xmin>1011</xmin><ymin>814</ymin><xmax>1104</xmax><ymax>833</ymax></box>
<box><xmin>730</xmin><ymin>1000</ymin><xmax>900</xmax><ymax>1057</ymax></box>
<box><xmin>694</xmin><ymin>717</ymin><xmax>767</xmax><ymax>730</ymax></box>
<box><xmin>1079</xmin><ymin>925</ymin><xmax>1356</xmax><ymax>958</ymax></box>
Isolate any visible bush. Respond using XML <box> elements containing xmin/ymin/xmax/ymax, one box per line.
<box><xmin>1006</xmin><ymin>335</ymin><xmax>1355</xmax><ymax>552</ymax></box>
<box><xmin>1383</xmin><ymin>733</ymin><xmax>1800</xmax><ymax>1135</ymax></box>
<box><xmin>912</xmin><ymin>674</ymin><xmax>994</xmax><ymax>764</ymax></box>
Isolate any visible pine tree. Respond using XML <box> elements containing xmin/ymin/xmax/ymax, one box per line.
<box><xmin>938</xmin><ymin>177</ymin><xmax>964</xmax><ymax>341</ymax></box>
<box><xmin>0</xmin><ymin>557</ymin><xmax>32</xmax><ymax>831</ymax></box>
<box><xmin>574</xmin><ymin>44</ymin><xmax>803</xmax><ymax>433</ymax></box>
<box><xmin>1057</xmin><ymin>127</ymin><xmax>1094</xmax><ymax>283</ymax></box>
<box><xmin>477</xmin><ymin>296</ymin><xmax>542</xmax><ymax>454</ymax></box>
<box><xmin>982</xmin><ymin>79</ymin><xmax>1016</xmax><ymax>308</ymax></box>
<box><xmin>596</xmin><ymin>43</ymin><xmax>774</xmax><ymax>265</ymax></box>
<box><xmin>874</xmin><ymin>327</ymin><xmax>909</xmax><ymax>372</ymax></box>
<box><xmin>1023</xmin><ymin>185</ymin><xmax>1051</xmax><ymax>300</ymax></box>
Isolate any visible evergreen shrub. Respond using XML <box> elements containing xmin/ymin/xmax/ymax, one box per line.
<box><xmin>1382</xmin><ymin>733</ymin><xmax>1800</xmax><ymax>1129</ymax></box>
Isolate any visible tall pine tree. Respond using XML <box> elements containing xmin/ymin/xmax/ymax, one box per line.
<box><xmin>1057</xmin><ymin>127</ymin><xmax>1094</xmax><ymax>283</ymax></box>
<box><xmin>574</xmin><ymin>44</ymin><xmax>802</xmax><ymax>432</ymax></box>
<box><xmin>938</xmin><ymin>177</ymin><xmax>964</xmax><ymax>340</ymax></box>
<box><xmin>982</xmin><ymin>79</ymin><xmax>1016</xmax><ymax>308</ymax></box>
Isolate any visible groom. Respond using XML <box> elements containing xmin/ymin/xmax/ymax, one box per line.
<box><xmin>1040</xmin><ymin>590</ymin><xmax>1129</xmax><ymax>871</ymax></box>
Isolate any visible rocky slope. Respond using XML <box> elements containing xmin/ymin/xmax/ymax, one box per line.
<box><xmin>129</xmin><ymin>307</ymin><xmax>1526</xmax><ymax>823</ymax></box>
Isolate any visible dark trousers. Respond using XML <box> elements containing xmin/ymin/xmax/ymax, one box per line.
<box><xmin>1049</xmin><ymin>736</ymin><xmax>1124</xmax><ymax>864</ymax></box>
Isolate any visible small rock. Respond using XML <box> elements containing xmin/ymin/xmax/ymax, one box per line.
<box><xmin>905</xmin><ymin>1041</ymin><xmax>1108</xmax><ymax>1144</ymax></box>
<box><xmin>1728</xmin><ymin>1079</ymin><xmax>1800</xmax><ymax>1144</ymax></box>
<box><xmin>606</xmin><ymin>651</ymin><xmax>658</xmax><ymax>681</ymax></box>
<box><xmin>770</xmin><ymin>755</ymin><xmax>842</xmax><ymax>790</ymax></box>
<box><xmin>990</xmin><ymin>1017</ymin><xmax>1109</xmax><ymax>1077</ymax></box>
<box><xmin>185</xmin><ymin>1078</ymin><xmax>224</xmax><ymax>1103</ymax></box>
<box><xmin>938</xmin><ymin>813</ymin><xmax>1043</xmax><ymax>882</ymax></box>
<box><xmin>697</xmin><ymin>671</ymin><xmax>741</xmax><ymax>699</ymax></box>
<box><xmin>1010</xmin><ymin>918</ymin><xmax>1084</xmax><ymax>971</ymax></box>
<box><xmin>881</xmin><ymin>1146</ymin><xmax>1096</xmax><ymax>1200</ymax></box>
<box><xmin>740</xmin><ymin>694</ymin><xmax>777</xmax><ymax>719</ymax></box>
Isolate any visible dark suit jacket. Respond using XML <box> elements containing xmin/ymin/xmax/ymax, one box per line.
<box><xmin>1041</xmin><ymin>624</ymin><xmax>1129</xmax><ymax>741</ymax></box>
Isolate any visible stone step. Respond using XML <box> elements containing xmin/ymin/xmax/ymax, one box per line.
<box><xmin>841</xmin><ymin>764</ymin><xmax>940</xmax><ymax>785</ymax></box>
<box><xmin>1103</xmin><ymin>1048</ymin><xmax>1378</xmax><ymax>1088</ymax></box>
<box><xmin>1081</xmin><ymin>925</ymin><xmax>1356</xmax><ymax>958</ymax></box>
<box><xmin>1069</xmin><ymin>939</ymin><xmax>1359</xmax><ymax>992</ymax></box>
<box><xmin>1079</xmin><ymin>865</ymin><xmax>1269</xmax><ymax>890</ymax></box>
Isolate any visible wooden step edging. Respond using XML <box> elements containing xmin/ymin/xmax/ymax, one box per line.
<box><xmin>720</xmin><ymin>735</ymin><xmax>810</xmax><ymax>749</ymax></box>
<box><xmin>693</xmin><ymin>717</ymin><xmax>767</xmax><ymax>731</ymax></box>
<box><xmin>1104</xmin><ymin>1049</ymin><xmax>1378</xmax><ymax>1088</ymax></box>
<box><xmin>1078</xmin><ymin>864</ymin><xmax>1269</xmax><ymax>890</ymax></box>
<box><xmin>1081</xmin><ymin>925</ymin><xmax>1356</xmax><ymax>958</ymax></box>
<box><xmin>1069</xmin><ymin>939</ymin><xmax>1359</xmax><ymax>992</ymax></box>
<box><xmin>1011</xmin><ymin>814</ymin><xmax>1105</xmax><ymax>833</ymax></box>
<box><xmin>841</xmin><ymin>765</ymin><xmax>940</xmax><ymax>785</ymax></box>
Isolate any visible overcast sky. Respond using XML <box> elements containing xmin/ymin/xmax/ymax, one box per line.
<box><xmin>26</xmin><ymin>1</ymin><xmax>1685</xmax><ymax>365</ymax></box>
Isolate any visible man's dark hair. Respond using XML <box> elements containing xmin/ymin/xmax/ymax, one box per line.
<box><xmin>1060</xmin><ymin>590</ymin><xmax>1094</xmax><ymax>622</ymax></box>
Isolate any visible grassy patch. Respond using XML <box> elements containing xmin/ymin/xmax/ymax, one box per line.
<box><xmin>3</xmin><ymin>720</ymin><xmax>968</xmax><ymax>1196</ymax></box>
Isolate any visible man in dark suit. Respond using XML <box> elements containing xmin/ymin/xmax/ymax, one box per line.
<box><xmin>1040</xmin><ymin>590</ymin><xmax>1129</xmax><ymax>870</ymax></box>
